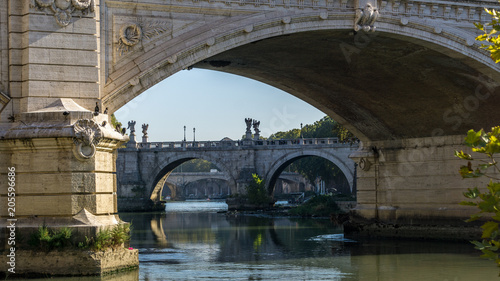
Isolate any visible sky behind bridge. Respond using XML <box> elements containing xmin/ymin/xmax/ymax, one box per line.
<box><xmin>114</xmin><ymin>69</ymin><xmax>326</xmax><ymax>142</ymax></box>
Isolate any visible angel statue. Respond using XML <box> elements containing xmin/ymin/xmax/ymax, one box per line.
<box><xmin>142</xmin><ymin>123</ymin><xmax>149</xmax><ymax>137</ymax></box>
<box><xmin>245</xmin><ymin>118</ymin><xmax>253</xmax><ymax>133</ymax></box>
<box><xmin>128</xmin><ymin>120</ymin><xmax>136</xmax><ymax>135</ymax></box>
<box><xmin>252</xmin><ymin>120</ymin><xmax>261</xmax><ymax>134</ymax></box>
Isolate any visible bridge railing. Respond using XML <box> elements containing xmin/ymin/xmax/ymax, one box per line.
<box><xmin>131</xmin><ymin>137</ymin><xmax>359</xmax><ymax>149</ymax></box>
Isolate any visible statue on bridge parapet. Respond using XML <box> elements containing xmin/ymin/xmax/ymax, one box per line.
<box><xmin>142</xmin><ymin>123</ymin><xmax>149</xmax><ymax>143</ymax></box>
<box><xmin>245</xmin><ymin>118</ymin><xmax>253</xmax><ymax>140</ymax></box>
<box><xmin>127</xmin><ymin>120</ymin><xmax>137</xmax><ymax>143</ymax></box>
<box><xmin>253</xmin><ymin>120</ymin><xmax>260</xmax><ymax>140</ymax></box>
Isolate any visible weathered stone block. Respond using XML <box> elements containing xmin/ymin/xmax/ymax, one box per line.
<box><xmin>25</xmin><ymin>31</ymin><xmax>97</xmax><ymax>50</ymax></box>
<box><xmin>22</xmin><ymin>80</ymin><xmax>99</xmax><ymax>99</ymax></box>
<box><xmin>23</xmin><ymin>64</ymin><xmax>99</xmax><ymax>82</ymax></box>
<box><xmin>0</xmin><ymin>248</ymin><xmax>138</xmax><ymax>277</ymax></box>
<box><xmin>23</xmin><ymin>48</ymin><xmax>98</xmax><ymax>66</ymax></box>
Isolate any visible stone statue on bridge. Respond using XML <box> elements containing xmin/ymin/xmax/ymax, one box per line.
<box><xmin>128</xmin><ymin>120</ymin><xmax>136</xmax><ymax>135</ymax></box>
<box><xmin>245</xmin><ymin>118</ymin><xmax>253</xmax><ymax>140</ymax></box>
<box><xmin>253</xmin><ymin>120</ymin><xmax>260</xmax><ymax>140</ymax></box>
<box><xmin>142</xmin><ymin>123</ymin><xmax>149</xmax><ymax>143</ymax></box>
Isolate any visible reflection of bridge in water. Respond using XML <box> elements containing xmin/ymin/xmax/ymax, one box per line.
<box><xmin>117</xmin><ymin>137</ymin><xmax>358</xmax><ymax>211</ymax></box>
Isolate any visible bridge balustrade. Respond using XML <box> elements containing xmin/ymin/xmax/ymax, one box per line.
<box><xmin>130</xmin><ymin>137</ymin><xmax>358</xmax><ymax>150</ymax></box>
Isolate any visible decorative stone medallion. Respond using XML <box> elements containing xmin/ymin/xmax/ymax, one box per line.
<box><xmin>358</xmin><ymin>157</ymin><xmax>372</xmax><ymax>171</ymax></box>
<box><xmin>73</xmin><ymin>119</ymin><xmax>102</xmax><ymax>160</ymax></box>
<box><xmin>30</xmin><ymin>0</ymin><xmax>95</xmax><ymax>27</ymax></box>
<box><xmin>117</xmin><ymin>18</ymin><xmax>170</xmax><ymax>55</ymax></box>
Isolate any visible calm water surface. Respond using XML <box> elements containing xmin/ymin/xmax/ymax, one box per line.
<box><xmin>20</xmin><ymin>200</ymin><xmax>499</xmax><ymax>280</ymax></box>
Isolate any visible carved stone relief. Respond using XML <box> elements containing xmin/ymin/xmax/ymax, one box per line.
<box><xmin>354</xmin><ymin>3</ymin><xmax>379</xmax><ymax>32</ymax></box>
<box><xmin>73</xmin><ymin>119</ymin><xmax>102</xmax><ymax>160</ymax></box>
<box><xmin>117</xmin><ymin>18</ymin><xmax>170</xmax><ymax>56</ymax></box>
<box><xmin>30</xmin><ymin>0</ymin><xmax>95</xmax><ymax>27</ymax></box>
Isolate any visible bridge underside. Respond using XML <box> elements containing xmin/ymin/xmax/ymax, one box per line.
<box><xmin>194</xmin><ymin>30</ymin><xmax>500</xmax><ymax>141</ymax></box>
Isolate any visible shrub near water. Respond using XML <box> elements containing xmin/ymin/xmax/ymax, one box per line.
<box><xmin>289</xmin><ymin>195</ymin><xmax>342</xmax><ymax>217</ymax></box>
<box><xmin>28</xmin><ymin>226</ymin><xmax>73</xmax><ymax>251</ymax></box>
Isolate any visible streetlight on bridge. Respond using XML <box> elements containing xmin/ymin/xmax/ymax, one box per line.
<box><xmin>193</xmin><ymin>127</ymin><xmax>196</xmax><ymax>142</ymax></box>
<box><xmin>183</xmin><ymin>125</ymin><xmax>186</xmax><ymax>142</ymax></box>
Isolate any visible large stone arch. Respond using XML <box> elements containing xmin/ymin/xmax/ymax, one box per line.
<box><xmin>103</xmin><ymin>10</ymin><xmax>500</xmax><ymax>142</ymax></box>
<box><xmin>146</xmin><ymin>152</ymin><xmax>238</xmax><ymax>202</ymax></box>
<box><xmin>264</xmin><ymin>149</ymin><xmax>356</xmax><ymax>194</ymax></box>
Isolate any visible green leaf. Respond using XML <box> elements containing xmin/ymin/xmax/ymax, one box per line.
<box><xmin>463</xmin><ymin>187</ymin><xmax>480</xmax><ymax>199</ymax></box>
<box><xmin>455</xmin><ymin>150</ymin><xmax>474</xmax><ymax>160</ymax></box>
<box><xmin>482</xmin><ymin>221</ymin><xmax>500</xmax><ymax>239</ymax></box>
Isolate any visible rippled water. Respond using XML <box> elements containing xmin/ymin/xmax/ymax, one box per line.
<box><xmin>120</xmin><ymin>201</ymin><xmax>498</xmax><ymax>281</ymax></box>
<box><xmin>16</xmin><ymin>200</ymin><xmax>500</xmax><ymax>280</ymax></box>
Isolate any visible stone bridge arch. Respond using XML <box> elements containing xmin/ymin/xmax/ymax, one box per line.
<box><xmin>102</xmin><ymin>6</ymin><xmax>500</xmax><ymax>142</ymax></box>
<box><xmin>164</xmin><ymin>172</ymin><xmax>233</xmax><ymax>199</ymax></box>
<box><xmin>264</xmin><ymin>148</ymin><xmax>356</xmax><ymax>194</ymax></box>
<box><xmin>146</xmin><ymin>152</ymin><xmax>238</xmax><ymax>205</ymax></box>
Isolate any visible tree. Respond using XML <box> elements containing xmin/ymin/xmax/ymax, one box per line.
<box><xmin>458</xmin><ymin>7</ymin><xmax>500</xmax><ymax>269</ymax></box>
<box><xmin>246</xmin><ymin>174</ymin><xmax>272</xmax><ymax>206</ymax></box>
<box><xmin>456</xmin><ymin>127</ymin><xmax>500</xmax><ymax>268</ymax></box>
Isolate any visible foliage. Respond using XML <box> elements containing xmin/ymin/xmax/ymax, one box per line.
<box><xmin>173</xmin><ymin>159</ymin><xmax>219</xmax><ymax>173</ymax></box>
<box><xmin>82</xmin><ymin>223</ymin><xmax>131</xmax><ymax>252</ymax></box>
<box><xmin>456</xmin><ymin>127</ymin><xmax>500</xmax><ymax>267</ymax></box>
<box><xmin>246</xmin><ymin>174</ymin><xmax>272</xmax><ymax>206</ymax></box>
<box><xmin>288</xmin><ymin>195</ymin><xmax>342</xmax><ymax>217</ymax></box>
<box><xmin>268</xmin><ymin>116</ymin><xmax>354</xmax><ymax>141</ymax></box>
<box><xmin>110</xmin><ymin>113</ymin><xmax>122</xmax><ymax>128</ymax></box>
<box><xmin>28</xmin><ymin>226</ymin><xmax>73</xmax><ymax>251</ymax></box>
<box><xmin>475</xmin><ymin>8</ymin><xmax>500</xmax><ymax>63</ymax></box>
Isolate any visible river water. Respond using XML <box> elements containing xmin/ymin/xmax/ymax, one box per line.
<box><xmin>20</xmin><ymin>200</ymin><xmax>499</xmax><ymax>280</ymax></box>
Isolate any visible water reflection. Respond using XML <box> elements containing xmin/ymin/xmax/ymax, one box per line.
<box><xmin>20</xmin><ymin>201</ymin><xmax>498</xmax><ymax>280</ymax></box>
<box><xmin>117</xmin><ymin>201</ymin><xmax>498</xmax><ymax>281</ymax></box>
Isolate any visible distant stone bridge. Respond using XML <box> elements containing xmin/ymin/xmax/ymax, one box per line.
<box><xmin>164</xmin><ymin>171</ymin><xmax>312</xmax><ymax>199</ymax></box>
<box><xmin>116</xmin><ymin>137</ymin><xmax>358</xmax><ymax>211</ymax></box>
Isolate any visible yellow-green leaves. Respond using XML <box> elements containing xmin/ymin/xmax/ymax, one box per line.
<box><xmin>457</xmin><ymin>126</ymin><xmax>500</xmax><ymax>269</ymax></box>
<box><xmin>475</xmin><ymin>8</ymin><xmax>500</xmax><ymax>63</ymax></box>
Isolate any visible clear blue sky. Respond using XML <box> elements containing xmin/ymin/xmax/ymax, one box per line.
<box><xmin>114</xmin><ymin>69</ymin><xmax>326</xmax><ymax>142</ymax></box>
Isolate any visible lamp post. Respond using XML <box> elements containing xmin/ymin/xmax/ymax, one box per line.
<box><xmin>300</xmin><ymin>123</ymin><xmax>303</xmax><ymax>139</ymax></box>
<box><xmin>183</xmin><ymin>125</ymin><xmax>186</xmax><ymax>142</ymax></box>
<box><xmin>193</xmin><ymin>127</ymin><xmax>196</xmax><ymax>142</ymax></box>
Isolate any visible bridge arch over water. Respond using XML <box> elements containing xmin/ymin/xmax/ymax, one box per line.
<box><xmin>101</xmin><ymin>5</ymin><xmax>500</xmax><ymax>143</ymax></box>
<box><xmin>265</xmin><ymin>149</ymin><xmax>355</xmax><ymax>195</ymax></box>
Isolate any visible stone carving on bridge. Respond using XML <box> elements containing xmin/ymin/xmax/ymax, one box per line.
<box><xmin>354</xmin><ymin>3</ymin><xmax>379</xmax><ymax>32</ymax></box>
<box><xmin>73</xmin><ymin>119</ymin><xmax>102</xmax><ymax>160</ymax></box>
<box><xmin>29</xmin><ymin>0</ymin><xmax>95</xmax><ymax>27</ymax></box>
<box><xmin>142</xmin><ymin>124</ymin><xmax>149</xmax><ymax>136</ymax></box>
<box><xmin>245</xmin><ymin>118</ymin><xmax>253</xmax><ymax>139</ymax></box>
<box><xmin>128</xmin><ymin>120</ymin><xmax>136</xmax><ymax>136</ymax></box>
<box><xmin>358</xmin><ymin>158</ymin><xmax>372</xmax><ymax>171</ymax></box>
<box><xmin>117</xmin><ymin>19</ymin><xmax>170</xmax><ymax>56</ymax></box>
<box><xmin>253</xmin><ymin>120</ymin><xmax>261</xmax><ymax>140</ymax></box>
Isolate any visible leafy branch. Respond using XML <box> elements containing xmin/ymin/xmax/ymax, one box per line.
<box><xmin>457</xmin><ymin>127</ymin><xmax>500</xmax><ymax>268</ymax></box>
<box><xmin>475</xmin><ymin>8</ymin><xmax>500</xmax><ymax>63</ymax></box>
